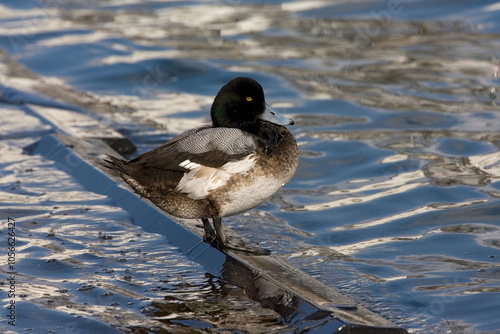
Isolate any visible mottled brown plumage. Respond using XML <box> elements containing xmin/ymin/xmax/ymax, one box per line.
<box><xmin>105</xmin><ymin>77</ymin><xmax>298</xmax><ymax>254</ymax></box>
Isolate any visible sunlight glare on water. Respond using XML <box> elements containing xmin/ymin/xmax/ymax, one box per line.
<box><xmin>1</xmin><ymin>0</ymin><xmax>500</xmax><ymax>333</ymax></box>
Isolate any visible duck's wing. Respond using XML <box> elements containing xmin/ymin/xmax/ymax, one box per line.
<box><xmin>116</xmin><ymin>127</ymin><xmax>259</xmax><ymax>193</ymax></box>
<box><xmin>136</xmin><ymin>127</ymin><xmax>258</xmax><ymax>169</ymax></box>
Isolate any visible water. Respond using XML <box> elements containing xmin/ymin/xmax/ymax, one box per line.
<box><xmin>1</xmin><ymin>0</ymin><xmax>500</xmax><ymax>333</ymax></box>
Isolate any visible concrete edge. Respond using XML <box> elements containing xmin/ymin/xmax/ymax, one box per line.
<box><xmin>24</xmin><ymin>132</ymin><xmax>408</xmax><ymax>334</ymax></box>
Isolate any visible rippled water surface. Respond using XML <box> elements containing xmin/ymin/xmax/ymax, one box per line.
<box><xmin>1</xmin><ymin>1</ymin><xmax>500</xmax><ymax>333</ymax></box>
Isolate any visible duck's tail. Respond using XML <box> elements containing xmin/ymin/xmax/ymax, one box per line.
<box><xmin>103</xmin><ymin>154</ymin><xmax>130</xmax><ymax>175</ymax></box>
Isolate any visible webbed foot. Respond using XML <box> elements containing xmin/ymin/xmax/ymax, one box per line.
<box><xmin>202</xmin><ymin>217</ymin><xmax>271</xmax><ymax>256</ymax></box>
<box><xmin>221</xmin><ymin>242</ymin><xmax>271</xmax><ymax>256</ymax></box>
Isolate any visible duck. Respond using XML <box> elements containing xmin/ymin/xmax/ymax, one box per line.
<box><xmin>105</xmin><ymin>77</ymin><xmax>298</xmax><ymax>254</ymax></box>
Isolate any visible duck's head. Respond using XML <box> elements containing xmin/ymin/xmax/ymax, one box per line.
<box><xmin>211</xmin><ymin>77</ymin><xmax>293</xmax><ymax>129</ymax></box>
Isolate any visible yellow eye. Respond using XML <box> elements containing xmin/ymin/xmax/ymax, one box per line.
<box><xmin>246</xmin><ymin>96</ymin><xmax>253</xmax><ymax>102</ymax></box>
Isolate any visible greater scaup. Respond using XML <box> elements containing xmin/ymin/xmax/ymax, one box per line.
<box><xmin>105</xmin><ymin>77</ymin><xmax>298</xmax><ymax>254</ymax></box>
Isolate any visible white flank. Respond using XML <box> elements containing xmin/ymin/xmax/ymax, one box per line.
<box><xmin>176</xmin><ymin>154</ymin><xmax>257</xmax><ymax>199</ymax></box>
<box><xmin>218</xmin><ymin>174</ymin><xmax>286</xmax><ymax>217</ymax></box>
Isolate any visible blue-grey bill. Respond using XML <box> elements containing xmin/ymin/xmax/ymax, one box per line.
<box><xmin>260</xmin><ymin>104</ymin><xmax>294</xmax><ymax>125</ymax></box>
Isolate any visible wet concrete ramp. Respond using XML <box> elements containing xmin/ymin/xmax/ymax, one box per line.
<box><xmin>26</xmin><ymin>130</ymin><xmax>408</xmax><ymax>333</ymax></box>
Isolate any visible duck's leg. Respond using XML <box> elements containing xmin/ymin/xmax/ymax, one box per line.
<box><xmin>202</xmin><ymin>218</ymin><xmax>217</xmax><ymax>242</ymax></box>
<box><xmin>213</xmin><ymin>216</ymin><xmax>227</xmax><ymax>245</ymax></box>
<box><xmin>212</xmin><ymin>216</ymin><xmax>271</xmax><ymax>256</ymax></box>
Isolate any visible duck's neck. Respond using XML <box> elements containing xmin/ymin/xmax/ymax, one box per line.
<box><xmin>243</xmin><ymin>121</ymin><xmax>284</xmax><ymax>152</ymax></box>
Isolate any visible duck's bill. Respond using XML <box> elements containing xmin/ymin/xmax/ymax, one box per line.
<box><xmin>259</xmin><ymin>104</ymin><xmax>294</xmax><ymax>126</ymax></box>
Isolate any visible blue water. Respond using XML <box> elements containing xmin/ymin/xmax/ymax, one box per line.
<box><xmin>1</xmin><ymin>0</ymin><xmax>500</xmax><ymax>333</ymax></box>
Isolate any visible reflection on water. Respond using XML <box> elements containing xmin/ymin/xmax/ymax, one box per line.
<box><xmin>1</xmin><ymin>0</ymin><xmax>500</xmax><ymax>333</ymax></box>
<box><xmin>0</xmin><ymin>136</ymin><xmax>286</xmax><ymax>333</ymax></box>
